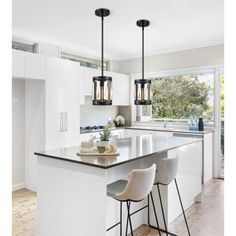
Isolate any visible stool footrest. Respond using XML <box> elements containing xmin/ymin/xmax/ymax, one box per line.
<box><xmin>149</xmin><ymin>224</ymin><xmax>179</xmax><ymax>236</ymax></box>
<box><xmin>130</xmin><ymin>204</ymin><xmax>148</xmax><ymax>216</ymax></box>
<box><xmin>106</xmin><ymin>221</ymin><xmax>121</xmax><ymax>232</ymax></box>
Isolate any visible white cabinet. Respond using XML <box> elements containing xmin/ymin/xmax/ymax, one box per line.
<box><xmin>45</xmin><ymin>57</ymin><xmax>65</xmax><ymax>150</ymax></box>
<box><xmin>203</xmin><ymin>132</ymin><xmax>213</xmax><ymax>183</ymax></box>
<box><xmin>12</xmin><ymin>49</ymin><xmax>25</xmax><ymax>78</ymax></box>
<box><xmin>12</xmin><ymin>49</ymin><xmax>46</xmax><ymax>80</ymax></box>
<box><xmin>64</xmin><ymin>61</ymin><xmax>82</xmax><ymax>147</ymax></box>
<box><xmin>80</xmin><ymin>68</ymin><xmax>130</xmax><ymax>105</ymax></box>
<box><xmin>25</xmin><ymin>52</ymin><xmax>46</xmax><ymax>80</ymax></box>
<box><xmin>124</xmin><ymin>128</ymin><xmax>173</xmax><ymax>138</ymax></box>
<box><xmin>112</xmin><ymin>73</ymin><xmax>130</xmax><ymax>106</ymax></box>
<box><xmin>172</xmin><ymin>131</ymin><xmax>213</xmax><ymax>184</ymax></box>
<box><xmin>82</xmin><ymin>67</ymin><xmax>98</xmax><ymax>95</ymax></box>
<box><xmin>45</xmin><ymin>58</ymin><xmax>81</xmax><ymax>150</ymax></box>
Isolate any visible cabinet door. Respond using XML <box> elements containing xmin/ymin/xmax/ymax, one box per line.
<box><xmin>152</xmin><ymin>131</ymin><xmax>173</xmax><ymax>136</ymax></box>
<box><xmin>45</xmin><ymin>57</ymin><xmax>65</xmax><ymax>150</ymax></box>
<box><xmin>25</xmin><ymin>52</ymin><xmax>46</xmax><ymax>80</ymax></box>
<box><xmin>12</xmin><ymin>49</ymin><xmax>25</xmax><ymax>78</ymax></box>
<box><xmin>82</xmin><ymin>67</ymin><xmax>99</xmax><ymax>95</ymax></box>
<box><xmin>203</xmin><ymin>132</ymin><xmax>213</xmax><ymax>183</ymax></box>
<box><xmin>64</xmin><ymin>61</ymin><xmax>81</xmax><ymax>147</ymax></box>
<box><xmin>111</xmin><ymin>72</ymin><xmax>130</xmax><ymax>106</ymax></box>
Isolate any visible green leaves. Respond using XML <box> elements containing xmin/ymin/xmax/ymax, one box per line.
<box><xmin>151</xmin><ymin>75</ymin><xmax>212</xmax><ymax>119</ymax></box>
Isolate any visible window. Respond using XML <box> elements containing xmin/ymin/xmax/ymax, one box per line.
<box><xmin>136</xmin><ymin>71</ymin><xmax>215</xmax><ymax>125</ymax></box>
<box><xmin>12</xmin><ymin>41</ymin><xmax>37</xmax><ymax>53</ymax></box>
<box><xmin>61</xmin><ymin>52</ymin><xmax>108</xmax><ymax>70</ymax></box>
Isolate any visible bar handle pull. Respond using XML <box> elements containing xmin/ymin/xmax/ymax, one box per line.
<box><xmin>64</xmin><ymin>112</ymin><xmax>68</xmax><ymax>132</ymax></box>
<box><xmin>60</xmin><ymin>112</ymin><xmax>63</xmax><ymax>132</ymax></box>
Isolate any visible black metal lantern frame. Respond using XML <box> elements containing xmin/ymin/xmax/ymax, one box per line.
<box><xmin>93</xmin><ymin>8</ymin><xmax>112</xmax><ymax>105</ymax></box>
<box><xmin>134</xmin><ymin>19</ymin><xmax>152</xmax><ymax>105</ymax></box>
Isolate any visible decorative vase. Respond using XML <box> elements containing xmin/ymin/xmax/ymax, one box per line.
<box><xmin>97</xmin><ymin>140</ymin><xmax>110</xmax><ymax>148</ymax></box>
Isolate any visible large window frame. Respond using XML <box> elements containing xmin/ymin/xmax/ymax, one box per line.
<box><xmin>131</xmin><ymin>67</ymin><xmax>219</xmax><ymax>128</ymax></box>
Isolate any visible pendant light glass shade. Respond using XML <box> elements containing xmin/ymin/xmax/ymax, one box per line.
<box><xmin>93</xmin><ymin>8</ymin><xmax>112</xmax><ymax>105</ymax></box>
<box><xmin>134</xmin><ymin>19</ymin><xmax>152</xmax><ymax>105</ymax></box>
<box><xmin>134</xmin><ymin>79</ymin><xmax>152</xmax><ymax>105</ymax></box>
<box><xmin>93</xmin><ymin>76</ymin><xmax>112</xmax><ymax>105</ymax></box>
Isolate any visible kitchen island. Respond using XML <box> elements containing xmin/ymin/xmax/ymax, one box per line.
<box><xmin>35</xmin><ymin>135</ymin><xmax>202</xmax><ymax>236</ymax></box>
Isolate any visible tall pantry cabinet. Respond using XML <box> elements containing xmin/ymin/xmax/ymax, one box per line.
<box><xmin>45</xmin><ymin>57</ymin><xmax>81</xmax><ymax>150</ymax></box>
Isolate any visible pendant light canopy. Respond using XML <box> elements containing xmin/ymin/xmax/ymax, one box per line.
<box><xmin>134</xmin><ymin>19</ymin><xmax>152</xmax><ymax>105</ymax></box>
<box><xmin>93</xmin><ymin>8</ymin><xmax>112</xmax><ymax>105</ymax></box>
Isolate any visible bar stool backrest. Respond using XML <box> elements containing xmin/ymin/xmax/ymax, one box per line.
<box><xmin>115</xmin><ymin>164</ymin><xmax>156</xmax><ymax>202</ymax></box>
<box><xmin>155</xmin><ymin>157</ymin><xmax>179</xmax><ymax>185</ymax></box>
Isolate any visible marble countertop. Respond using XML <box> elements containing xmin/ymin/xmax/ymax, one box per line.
<box><xmin>35</xmin><ymin>135</ymin><xmax>202</xmax><ymax>169</ymax></box>
<box><xmin>127</xmin><ymin>126</ymin><xmax>213</xmax><ymax>135</ymax></box>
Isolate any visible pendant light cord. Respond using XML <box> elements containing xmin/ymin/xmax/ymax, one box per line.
<box><xmin>142</xmin><ymin>26</ymin><xmax>144</xmax><ymax>80</ymax></box>
<box><xmin>101</xmin><ymin>16</ymin><xmax>104</xmax><ymax>77</ymax></box>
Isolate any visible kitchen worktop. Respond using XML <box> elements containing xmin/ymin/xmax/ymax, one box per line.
<box><xmin>80</xmin><ymin>126</ymin><xmax>125</xmax><ymax>134</ymax></box>
<box><xmin>127</xmin><ymin>126</ymin><xmax>213</xmax><ymax>135</ymax></box>
<box><xmin>35</xmin><ymin>134</ymin><xmax>201</xmax><ymax>169</ymax></box>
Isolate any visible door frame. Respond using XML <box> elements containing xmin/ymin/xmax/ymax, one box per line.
<box><xmin>213</xmin><ymin>67</ymin><xmax>224</xmax><ymax>178</ymax></box>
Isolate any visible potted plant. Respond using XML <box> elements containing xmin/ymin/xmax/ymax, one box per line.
<box><xmin>99</xmin><ymin>122</ymin><xmax>113</xmax><ymax>148</ymax></box>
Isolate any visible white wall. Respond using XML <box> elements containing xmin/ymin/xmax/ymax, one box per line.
<box><xmin>80</xmin><ymin>97</ymin><xmax>119</xmax><ymax>127</ymax></box>
<box><xmin>25</xmin><ymin>80</ymin><xmax>45</xmax><ymax>192</ymax></box>
<box><xmin>12</xmin><ymin>79</ymin><xmax>25</xmax><ymax>190</ymax></box>
<box><xmin>119</xmin><ymin>45</ymin><xmax>224</xmax><ymax>75</ymax></box>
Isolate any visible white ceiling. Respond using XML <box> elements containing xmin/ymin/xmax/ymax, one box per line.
<box><xmin>12</xmin><ymin>0</ymin><xmax>224</xmax><ymax>60</ymax></box>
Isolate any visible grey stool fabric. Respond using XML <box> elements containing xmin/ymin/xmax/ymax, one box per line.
<box><xmin>107</xmin><ymin>180</ymin><xmax>128</xmax><ymax>199</ymax></box>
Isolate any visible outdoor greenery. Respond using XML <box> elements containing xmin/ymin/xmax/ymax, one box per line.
<box><xmin>221</xmin><ymin>74</ymin><xmax>224</xmax><ymax>157</ymax></box>
<box><xmin>151</xmin><ymin>75</ymin><xmax>213</xmax><ymax>120</ymax></box>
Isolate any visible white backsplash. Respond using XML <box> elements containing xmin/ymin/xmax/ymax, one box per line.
<box><xmin>80</xmin><ymin>105</ymin><xmax>119</xmax><ymax>127</ymax></box>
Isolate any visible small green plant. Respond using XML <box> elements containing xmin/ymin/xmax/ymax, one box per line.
<box><xmin>100</xmin><ymin>121</ymin><xmax>114</xmax><ymax>141</ymax></box>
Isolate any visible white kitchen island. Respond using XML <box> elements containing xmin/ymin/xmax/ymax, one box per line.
<box><xmin>35</xmin><ymin>135</ymin><xmax>202</xmax><ymax>236</ymax></box>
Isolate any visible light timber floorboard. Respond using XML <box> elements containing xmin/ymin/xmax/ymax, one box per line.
<box><xmin>12</xmin><ymin>179</ymin><xmax>223</xmax><ymax>236</ymax></box>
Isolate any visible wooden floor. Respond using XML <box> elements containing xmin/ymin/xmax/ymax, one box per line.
<box><xmin>12</xmin><ymin>179</ymin><xmax>224</xmax><ymax>236</ymax></box>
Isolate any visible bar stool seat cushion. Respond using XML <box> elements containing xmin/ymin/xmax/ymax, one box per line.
<box><xmin>107</xmin><ymin>180</ymin><xmax>128</xmax><ymax>199</ymax></box>
<box><xmin>154</xmin><ymin>157</ymin><xmax>178</xmax><ymax>185</ymax></box>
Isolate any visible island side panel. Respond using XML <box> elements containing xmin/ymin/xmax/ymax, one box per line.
<box><xmin>37</xmin><ymin>156</ymin><xmax>107</xmax><ymax>236</ymax></box>
<box><xmin>167</xmin><ymin>141</ymin><xmax>202</xmax><ymax>223</ymax></box>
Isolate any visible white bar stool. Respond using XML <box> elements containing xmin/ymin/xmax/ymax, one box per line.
<box><xmin>150</xmin><ymin>157</ymin><xmax>191</xmax><ymax>236</ymax></box>
<box><xmin>107</xmin><ymin>164</ymin><xmax>156</xmax><ymax>236</ymax></box>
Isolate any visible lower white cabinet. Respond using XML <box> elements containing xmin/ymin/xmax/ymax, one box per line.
<box><xmin>124</xmin><ymin>128</ymin><xmax>173</xmax><ymax>138</ymax></box>
<box><xmin>45</xmin><ymin>58</ymin><xmax>81</xmax><ymax>150</ymax></box>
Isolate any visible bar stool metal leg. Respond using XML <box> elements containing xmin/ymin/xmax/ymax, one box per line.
<box><xmin>126</xmin><ymin>201</ymin><xmax>133</xmax><ymax>236</ymax></box>
<box><xmin>174</xmin><ymin>178</ymin><xmax>191</xmax><ymax>236</ymax></box>
<box><xmin>120</xmin><ymin>201</ymin><xmax>122</xmax><ymax>236</ymax></box>
<box><xmin>150</xmin><ymin>192</ymin><xmax>162</xmax><ymax>236</ymax></box>
<box><xmin>157</xmin><ymin>184</ymin><xmax>168</xmax><ymax>236</ymax></box>
<box><xmin>148</xmin><ymin>194</ymin><xmax>150</xmax><ymax>225</ymax></box>
<box><xmin>125</xmin><ymin>202</ymin><xmax>130</xmax><ymax>236</ymax></box>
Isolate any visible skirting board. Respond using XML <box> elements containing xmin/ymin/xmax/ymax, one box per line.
<box><xmin>12</xmin><ymin>183</ymin><xmax>25</xmax><ymax>192</ymax></box>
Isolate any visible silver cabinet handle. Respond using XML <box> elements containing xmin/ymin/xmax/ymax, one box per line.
<box><xmin>64</xmin><ymin>112</ymin><xmax>68</xmax><ymax>132</ymax></box>
<box><xmin>60</xmin><ymin>112</ymin><xmax>63</xmax><ymax>132</ymax></box>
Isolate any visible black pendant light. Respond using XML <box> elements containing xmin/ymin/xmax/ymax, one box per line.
<box><xmin>93</xmin><ymin>8</ymin><xmax>112</xmax><ymax>105</ymax></box>
<box><xmin>134</xmin><ymin>20</ymin><xmax>152</xmax><ymax>105</ymax></box>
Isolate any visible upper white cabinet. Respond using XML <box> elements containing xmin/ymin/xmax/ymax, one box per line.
<box><xmin>25</xmin><ymin>52</ymin><xmax>46</xmax><ymax>80</ymax></box>
<box><xmin>80</xmin><ymin>68</ymin><xmax>130</xmax><ymax>106</ymax></box>
<box><xmin>82</xmin><ymin>67</ymin><xmax>98</xmax><ymax>95</ymax></box>
<box><xmin>112</xmin><ymin>73</ymin><xmax>130</xmax><ymax>106</ymax></box>
<box><xmin>12</xmin><ymin>49</ymin><xmax>46</xmax><ymax>80</ymax></box>
<box><xmin>12</xmin><ymin>49</ymin><xmax>25</xmax><ymax>78</ymax></box>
